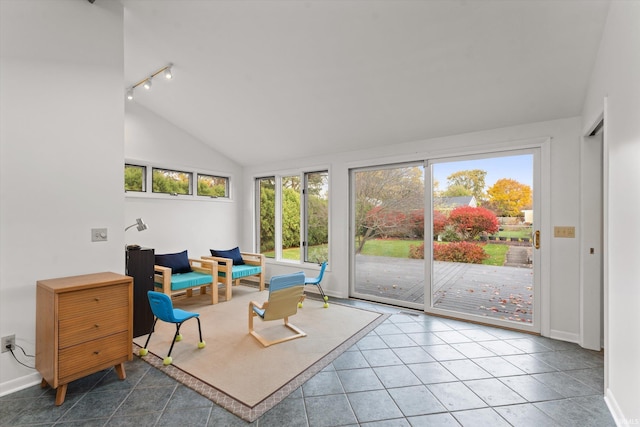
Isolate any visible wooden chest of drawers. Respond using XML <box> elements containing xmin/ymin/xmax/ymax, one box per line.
<box><xmin>36</xmin><ymin>272</ymin><xmax>133</xmax><ymax>405</ymax></box>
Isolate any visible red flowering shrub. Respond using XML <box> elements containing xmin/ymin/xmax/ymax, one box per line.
<box><xmin>448</xmin><ymin>206</ymin><xmax>499</xmax><ymax>240</ymax></box>
<box><xmin>433</xmin><ymin>241</ymin><xmax>488</xmax><ymax>264</ymax></box>
<box><xmin>409</xmin><ymin>242</ymin><xmax>424</xmax><ymax>259</ymax></box>
<box><xmin>433</xmin><ymin>210</ymin><xmax>448</xmax><ymax>236</ymax></box>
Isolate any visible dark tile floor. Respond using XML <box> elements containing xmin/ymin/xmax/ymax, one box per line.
<box><xmin>0</xmin><ymin>299</ymin><xmax>615</xmax><ymax>426</ymax></box>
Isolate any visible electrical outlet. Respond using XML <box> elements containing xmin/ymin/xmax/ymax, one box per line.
<box><xmin>1</xmin><ymin>334</ymin><xmax>15</xmax><ymax>353</ymax></box>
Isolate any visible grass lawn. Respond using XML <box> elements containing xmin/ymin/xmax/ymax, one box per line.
<box><xmin>495</xmin><ymin>227</ymin><xmax>533</xmax><ymax>239</ymax></box>
<box><xmin>265</xmin><ymin>245</ymin><xmax>327</xmax><ymax>262</ymax></box>
<box><xmin>271</xmin><ymin>239</ymin><xmax>509</xmax><ymax>266</ymax></box>
<box><xmin>360</xmin><ymin>239</ymin><xmax>423</xmax><ymax>258</ymax></box>
<box><xmin>482</xmin><ymin>243</ymin><xmax>509</xmax><ymax>266</ymax></box>
<box><xmin>361</xmin><ymin>239</ymin><xmax>508</xmax><ymax>266</ymax></box>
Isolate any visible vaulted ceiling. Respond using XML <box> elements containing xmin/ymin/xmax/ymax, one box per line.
<box><xmin>122</xmin><ymin>0</ymin><xmax>609</xmax><ymax>166</ymax></box>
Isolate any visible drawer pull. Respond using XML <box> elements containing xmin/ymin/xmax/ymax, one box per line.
<box><xmin>94</xmin><ymin>324</ymin><xmax>100</xmax><ymax>328</ymax></box>
<box><xmin>94</xmin><ymin>298</ymin><xmax>100</xmax><ymax>302</ymax></box>
<box><xmin>94</xmin><ymin>351</ymin><xmax>101</xmax><ymax>355</ymax></box>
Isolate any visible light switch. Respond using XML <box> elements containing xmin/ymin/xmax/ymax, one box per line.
<box><xmin>91</xmin><ymin>228</ymin><xmax>108</xmax><ymax>242</ymax></box>
<box><xmin>553</xmin><ymin>226</ymin><xmax>575</xmax><ymax>238</ymax></box>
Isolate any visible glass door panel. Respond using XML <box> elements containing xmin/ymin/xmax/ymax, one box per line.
<box><xmin>427</xmin><ymin>151</ymin><xmax>539</xmax><ymax>331</ymax></box>
<box><xmin>351</xmin><ymin>163</ymin><xmax>425</xmax><ymax>310</ymax></box>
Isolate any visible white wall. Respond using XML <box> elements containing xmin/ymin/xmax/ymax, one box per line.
<box><xmin>0</xmin><ymin>0</ymin><xmax>125</xmax><ymax>392</ymax></box>
<box><xmin>243</xmin><ymin>117</ymin><xmax>584</xmax><ymax>342</ymax></box>
<box><xmin>124</xmin><ymin>103</ymin><xmax>243</xmax><ymax>256</ymax></box>
<box><xmin>582</xmin><ymin>1</ymin><xmax>640</xmax><ymax>423</ymax></box>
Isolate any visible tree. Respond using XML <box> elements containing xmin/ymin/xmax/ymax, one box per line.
<box><xmin>486</xmin><ymin>178</ymin><xmax>532</xmax><ymax>217</ymax></box>
<box><xmin>354</xmin><ymin>166</ymin><xmax>424</xmax><ymax>253</ymax></box>
<box><xmin>259</xmin><ymin>180</ymin><xmax>276</xmax><ymax>252</ymax></box>
<box><xmin>446</xmin><ymin>169</ymin><xmax>487</xmax><ymax>203</ymax></box>
<box><xmin>124</xmin><ymin>165</ymin><xmax>143</xmax><ymax>191</ymax></box>
<box><xmin>282</xmin><ymin>186</ymin><xmax>300</xmax><ymax>248</ymax></box>
<box><xmin>441</xmin><ymin>184</ymin><xmax>472</xmax><ymax>198</ymax></box>
<box><xmin>448</xmin><ymin>206</ymin><xmax>499</xmax><ymax>240</ymax></box>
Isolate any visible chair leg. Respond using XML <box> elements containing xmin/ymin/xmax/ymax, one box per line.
<box><xmin>139</xmin><ymin>318</ymin><xmax>158</xmax><ymax>357</ymax></box>
<box><xmin>195</xmin><ymin>317</ymin><xmax>203</xmax><ymax>343</ymax></box>
<box><xmin>317</xmin><ymin>284</ymin><xmax>329</xmax><ymax>307</ymax></box>
<box><xmin>167</xmin><ymin>323</ymin><xmax>183</xmax><ymax>358</ymax></box>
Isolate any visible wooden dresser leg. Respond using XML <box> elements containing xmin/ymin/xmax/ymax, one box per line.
<box><xmin>40</xmin><ymin>378</ymin><xmax>49</xmax><ymax>388</ymax></box>
<box><xmin>55</xmin><ymin>384</ymin><xmax>67</xmax><ymax>406</ymax></box>
<box><xmin>114</xmin><ymin>362</ymin><xmax>127</xmax><ymax>380</ymax></box>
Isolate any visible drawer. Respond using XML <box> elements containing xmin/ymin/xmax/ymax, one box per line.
<box><xmin>58</xmin><ymin>305</ymin><xmax>129</xmax><ymax>349</ymax></box>
<box><xmin>58</xmin><ymin>331</ymin><xmax>130</xmax><ymax>383</ymax></box>
<box><xmin>58</xmin><ymin>283</ymin><xmax>129</xmax><ymax>321</ymax></box>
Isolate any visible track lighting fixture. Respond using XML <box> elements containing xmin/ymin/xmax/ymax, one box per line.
<box><xmin>125</xmin><ymin>63</ymin><xmax>173</xmax><ymax>101</ymax></box>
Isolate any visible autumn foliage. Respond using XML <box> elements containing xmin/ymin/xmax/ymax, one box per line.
<box><xmin>432</xmin><ymin>210</ymin><xmax>448</xmax><ymax>236</ymax></box>
<box><xmin>486</xmin><ymin>178</ymin><xmax>532</xmax><ymax>217</ymax></box>
<box><xmin>447</xmin><ymin>206</ymin><xmax>499</xmax><ymax>240</ymax></box>
<box><xmin>433</xmin><ymin>241</ymin><xmax>488</xmax><ymax>263</ymax></box>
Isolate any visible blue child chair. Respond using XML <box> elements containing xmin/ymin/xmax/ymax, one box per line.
<box><xmin>139</xmin><ymin>291</ymin><xmax>206</xmax><ymax>365</ymax></box>
<box><xmin>299</xmin><ymin>262</ymin><xmax>328</xmax><ymax>308</ymax></box>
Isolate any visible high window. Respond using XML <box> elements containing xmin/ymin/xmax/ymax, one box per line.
<box><xmin>152</xmin><ymin>168</ymin><xmax>192</xmax><ymax>195</ymax></box>
<box><xmin>124</xmin><ymin>164</ymin><xmax>146</xmax><ymax>192</ymax></box>
<box><xmin>197</xmin><ymin>174</ymin><xmax>229</xmax><ymax>198</ymax></box>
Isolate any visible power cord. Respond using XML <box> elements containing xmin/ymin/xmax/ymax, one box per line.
<box><xmin>7</xmin><ymin>343</ymin><xmax>35</xmax><ymax>369</ymax></box>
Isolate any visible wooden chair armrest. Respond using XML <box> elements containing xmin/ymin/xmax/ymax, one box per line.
<box><xmin>202</xmin><ymin>255</ymin><xmax>232</xmax><ymax>265</ymax></box>
<box><xmin>154</xmin><ymin>265</ymin><xmax>171</xmax><ymax>274</ymax></box>
<box><xmin>241</xmin><ymin>252</ymin><xmax>265</xmax><ymax>267</ymax></box>
<box><xmin>249</xmin><ymin>300</ymin><xmax>268</xmax><ymax>310</ymax></box>
<box><xmin>153</xmin><ymin>265</ymin><xmax>172</xmax><ymax>295</ymax></box>
<box><xmin>189</xmin><ymin>258</ymin><xmax>218</xmax><ymax>276</ymax></box>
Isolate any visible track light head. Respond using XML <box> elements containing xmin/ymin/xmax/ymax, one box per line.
<box><xmin>164</xmin><ymin>65</ymin><xmax>173</xmax><ymax>80</ymax></box>
<box><xmin>143</xmin><ymin>78</ymin><xmax>152</xmax><ymax>90</ymax></box>
<box><xmin>126</xmin><ymin>88</ymin><xmax>134</xmax><ymax>101</ymax></box>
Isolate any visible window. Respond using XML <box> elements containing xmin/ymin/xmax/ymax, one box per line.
<box><xmin>124</xmin><ymin>164</ymin><xmax>146</xmax><ymax>192</ymax></box>
<box><xmin>152</xmin><ymin>168</ymin><xmax>192</xmax><ymax>195</ymax></box>
<box><xmin>256</xmin><ymin>171</ymin><xmax>329</xmax><ymax>264</ymax></box>
<box><xmin>256</xmin><ymin>177</ymin><xmax>276</xmax><ymax>258</ymax></box>
<box><xmin>197</xmin><ymin>174</ymin><xmax>229</xmax><ymax>198</ymax></box>
<box><xmin>304</xmin><ymin>171</ymin><xmax>329</xmax><ymax>263</ymax></box>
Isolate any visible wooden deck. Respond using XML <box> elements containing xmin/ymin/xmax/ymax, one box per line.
<box><xmin>354</xmin><ymin>252</ymin><xmax>533</xmax><ymax>323</ymax></box>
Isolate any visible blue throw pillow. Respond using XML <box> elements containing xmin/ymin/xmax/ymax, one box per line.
<box><xmin>210</xmin><ymin>247</ymin><xmax>245</xmax><ymax>265</ymax></box>
<box><xmin>155</xmin><ymin>250</ymin><xmax>192</xmax><ymax>274</ymax></box>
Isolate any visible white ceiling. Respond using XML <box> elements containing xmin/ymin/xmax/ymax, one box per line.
<box><xmin>122</xmin><ymin>0</ymin><xmax>609</xmax><ymax>166</ymax></box>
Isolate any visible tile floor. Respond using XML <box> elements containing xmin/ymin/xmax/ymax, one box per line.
<box><xmin>0</xmin><ymin>300</ymin><xmax>615</xmax><ymax>426</ymax></box>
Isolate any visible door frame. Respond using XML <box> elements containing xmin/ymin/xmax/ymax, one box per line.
<box><xmin>580</xmin><ymin>113</ymin><xmax>605</xmax><ymax>350</ymax></box>
<box><xmin>347</xmin><ymin>137</ymin><xmax>551</xmax><ymax>335</ymax></box>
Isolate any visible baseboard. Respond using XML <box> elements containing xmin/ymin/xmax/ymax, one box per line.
<box><xmin>605</xmin><ymin>388</ymin><xmax>627</xmax><ymax>426</ymax></box>
<box><xmin>0</xmin><ymin>372</ymin><xmax>41</xmax><ymax>397</ymax></box>
<box><xmin>549</xmin><ymin>329</ymin><xmax>579</xmax><ymax>344</ymax></box>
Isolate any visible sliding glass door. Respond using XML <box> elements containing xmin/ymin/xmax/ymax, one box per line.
<box><xmin>350</xmin><ymin>148</ymin><xmax>541</xmax><ymax>332</ymax></box>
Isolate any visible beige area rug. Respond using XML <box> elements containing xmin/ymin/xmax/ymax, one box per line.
<box><xmin>133</xmin><ymin>285</ymin><xmax>387</xmax><ymax>422</ymax></box>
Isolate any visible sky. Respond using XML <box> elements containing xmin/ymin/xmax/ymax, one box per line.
<box><xmin>431</xmin><ymin>154</ymin><xmax>533</xmax><ymax>191</ymax></box>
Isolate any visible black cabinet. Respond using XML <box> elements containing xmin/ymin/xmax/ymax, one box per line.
<box><xmin>126</xmin><ymin>248</ymin><xmax>155</xmax><ymax>338</ymax></box>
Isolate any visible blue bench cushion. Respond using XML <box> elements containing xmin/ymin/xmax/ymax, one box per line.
<box><xmin>155</xmin><ymin>272</ymin><xmax>213</xmax><ymax>291</ymax></box>
<box><xmin>219</xmin><ymin>265</ymin><xmax>261</xmax><ymax>280</ymax></box>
